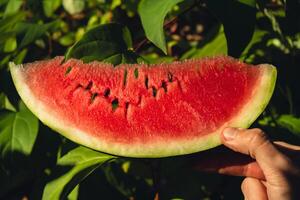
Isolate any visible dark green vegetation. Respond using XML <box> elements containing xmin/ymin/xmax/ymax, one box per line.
<box><xmin>0</xmin><ymin>0</ymin><xmax>300</xmax><ymax>199</ymax></box>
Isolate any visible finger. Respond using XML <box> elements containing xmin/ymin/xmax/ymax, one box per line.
<box><xmin>192</xmin><ymin>132</ymin><xmax>300</xmax><ymax>180</ymax></box>
<box><xmin>193</xmin><ymin>141</ymin><xmax>300</xmax><ymax>180</ymax></box>
<box><xmin>192</xmin><ymin>147</ymin><xmax>265</xmax><ymax>180</ymax></box>
<box><xmin>274</xmin><ymin>141</ymin><xmax>300</xmax><ymax>151</ymax></box>
<box><xmin>221</xmin><ymin>128</ymin><xmax>288</xmax><ymax>173</ymax></box>
<box><xmin>218</xmin><ymin>160</ymin><xmax>265</xmax><ymax>180</ymax></box>
<box><xmin>241</xmin><ymin>177</ymin><xmax>268</xmax><ymax>200</ymax></box>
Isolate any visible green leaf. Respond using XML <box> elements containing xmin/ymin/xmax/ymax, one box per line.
<box><xmin>62</xmin><ymin>0</ymin><xmax>85</xmax><ymax>15</ymax></box>
<box><xmin>0</xmin><ymin>12</ymin><xmax>24</xmax><ymax>33</ymax></box>
<box><xmin>0</xmin><ymin>31</ymin><xmax>15</xmax><ymax>45</ymax></box>
<box><xmin>3</xmin><ymin>36</ymin><xmax>16</xmax><ymax>53</ymax></box>
<box><xmin>237</xmin><ymin>0</ymin><xmax>256</xmax><ymax>7</ymax></box>
<box><xmin>111</xmin><ymin>0</ymin><xmax>122</xmax><ymax>10</ymax></box>
<box><xmin>240</xmin><ymin>28</ymin><xmax>268</xmax><ymax>61</ymax></box>
<box><xmin>43</xmin><ymin>0</ymin><xmax>62</xmax><ymax>17</ymax></box>
<box><xmin>0</xmin><ymin>0</ymin><xmax>9</xmax><ymax>7</ymax></box>
<box><xmin>0</xmin><ymin>93</ymin><xmax>16</xmax><ymax>112</ymax></box>
<box><xmin>181</xmin><ymin>25</ymin><xmax>227</xmax><ymax>59</ymax></box>
<box><xmin>3</xmin><ymin>0</ymin><xmax>23</xmax><ymax>18</ymax></box>
<box><xmin>141</xmin><ymin>53</ymin><xmax>175</xmax><ymax>64</ymax></box>
<box><xmin>59</xmin><ymin>33</ymin><xmax>75</xmax><ymax>46</ymax></box>
<box><xmin>42</xmin><ymin>146</ymin><xmax>115</xmax><ymax>200</ymax></box>
<box><xmin>0</xmin><ymin>55</ymin><xmax>11</xmax><ymax>70</ymax></box>
<box><xmin>66</xmin><ymin>23</ymin><xmax>140</xmax><ymax>65</ymax></box>
<box><xmin>277</xmin><ymin>115</ymin><xmax>300</xmax><ymax>137</ymax></box>
<box><xmin>58</xmin><ymin>146</ymin><xmax>114</xmax><ymax>166</ymax></box>
<box><xmin>138</xmin><ymin>0</ymin><xmax>183</xmax><ymax>54</ymax></box>
<box><xmin>206</xmin><ymin>0</ymin><xmax>256</xmax><ymax>57</ymax></box>
<box><xmin>0</xmin><ymin>101</ymin><xmax>38</xmax><ymax>158</ymax></box>
<box><xmin>67</xmin><ymin>185</ymin><xmax>79</xmax><ymax>200</ymax></box>
<box><xmin>13</xmin><ymin>48</ymin><xmax>28</xmax><ymax>64</ymax></box>
<box><xmin>16</xmin><ymin>20</ymin><xmax>60</xmax><ymax>49</ymax></box>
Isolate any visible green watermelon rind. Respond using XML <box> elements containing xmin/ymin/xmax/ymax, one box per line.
<box><xmin>9</xmin><ymin>62</ymin><xmax>277</xmax><ymax>158</ymax></box>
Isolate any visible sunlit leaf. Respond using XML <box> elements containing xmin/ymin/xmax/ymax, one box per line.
<box><xmin>3</xmin><ymin>0</ymin><xmax>23</xmax><ymax>18</ymax></box>
<box><xmin>62</xmin><ymin>0</ymin><xmax>85</xmax><ymax>15</ymax></box>
<box><xmin>43</xmin><ymin>0</ymin><xmax>62</xmax><ymax>17</ymax></box>
<box><xmin>277</xmin><ymin>115</ymin><xmax>300</xmax><ymax>137</ymax></box>
<box><xmin>142</xmin><ymin>53</ymin><xmax>175</xmax><ymax>64</ymax></box>
<box><xmin>138</xmin><ymin>0</ymin><xmax>183</xmax><ymax>54</ymax></box>
<box><xmin>59</xmin><ymin>33</ymin><xmax>75</xmax><ymax>46</ymax></box>
<box><xmin>3</xmin><ymin>36</ymin><xmax>16</xmax><ymax>53</ymax></box>
<box><xmin>67</xmin><ymin>185</ymin><xmax>79</xmax><ymax>200</ymax></box>
<box><xmin>42</xmin><ymin>146</ymin><xmax>115</xmax><ymax>200</ymax></box>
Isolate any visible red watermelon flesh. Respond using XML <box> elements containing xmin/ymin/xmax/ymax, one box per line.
<box><xmin>10</xmin><ymin>56</ymin><xmax>276</xmax><ymax>157</ymax></box>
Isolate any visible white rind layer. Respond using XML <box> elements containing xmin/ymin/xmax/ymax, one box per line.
<box><xmin>9</xmin><ymin>62</ymin><xmax>277</xmax><ymax>158</ymax></box>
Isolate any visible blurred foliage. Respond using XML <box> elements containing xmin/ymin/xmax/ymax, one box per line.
<box><xmin>0</xmin><ymin>0</ymin><xmax>300</xmax><ymax>199</ymax></box>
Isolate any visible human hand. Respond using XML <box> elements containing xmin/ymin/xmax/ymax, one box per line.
<box><xmin>194</xmin><ymin>128</ymin><xmax>300</xmax><ymax>200</ymax></box>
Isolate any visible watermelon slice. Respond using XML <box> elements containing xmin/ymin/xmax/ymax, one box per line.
<box><xmin>9</xmin><ymin>56</ymin><xmax>276</xmax><ymax>158</ymax></box>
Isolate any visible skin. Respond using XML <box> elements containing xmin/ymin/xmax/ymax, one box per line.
<box><xmin>194</xmin><ymin>128</ymin><xmax>300</xmax><ymax>200</ymax></box>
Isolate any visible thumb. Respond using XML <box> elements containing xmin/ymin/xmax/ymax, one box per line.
<box><xmin>221</xmin><ymin>128</ymin><xmax>289</xmax><ymax>180</ymax></box>
<box><xmin>241</xmin><ymin>177</ymin><xmax>268</xmax><ymax>200</ymax></box>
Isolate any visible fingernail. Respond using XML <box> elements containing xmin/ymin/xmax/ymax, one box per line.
<box><xmin>223</xmin><ymin>127</ymin><xmax>237</xmax><ymax>141</ymax></box>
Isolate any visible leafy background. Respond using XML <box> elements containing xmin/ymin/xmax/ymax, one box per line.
<box><xmin>0</xmin><ymin>0</ymin><xmax>300</xmax><ymax>199</ymax></box>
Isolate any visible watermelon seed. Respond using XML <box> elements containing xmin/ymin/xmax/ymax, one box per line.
<box><xmin>161</xmin><ymin>81</ymin><xmax>167</xmax><ymax>93</ymax></box>
<box><xmin>137</xmin><ymin>95</ymin><xmax>142</xmax><ymax>106</ymax></box>
<box><xmin>167</xmin><ymin>72</ymin><xmax>173</xmax><ymax>82</ymax></box>
<box><xmin>112</xmin><ymin>99</ymin><xmax>119</xmax><ymax>111</ymax></box>
<box><xmin>152</xmin><ymin>87</ymin><xmax>157</xmax><ymax>97</ymax></box>
<box><xmin>125</xmin><ymin>102</ymin><xmax>129</xmax><ymax>118</ymax></box>
<box><xmin>90</xmin><ymin>93</ymin><xmax>98</xmax><ymax>103</ymax></box>
<box><xmin>145</xmin><ymin>76</ymin><xmax>149</xmax><ymax>89</ymax></box>
<box><xmin>59</xmin><ymin>57</ymin><xmax>67</xmax><ymax>65</ymax></box>
<box><xmin>65</xmin><ymin>66</ymin><xmax>72</xmax><ymax>75</ymax></box>
<box><xmin>104</xmin><ymin>88</ymin><xmax>110</xmax><ymax>98</ymax></box>
<box><xmin>85</xmin><ymin>81</ymin><xmax>93</xmax><ymax>90</ymax></box>
<box><xmin>123</xmin><ymin>69</ymin><xmax>128</xmax><ymax>87</ymax></box>
<box><xmin>177</xmin><ymin>80</ymin><xmax>183</xmax><ymax>93</ymax></box>
<box><xmin>76</xmin><ymin>84</ymin><xmax>83</xmax><ymax>89</ymax></box>
<box><xmin>134</xmin><ymin>68</ymin><xmax>139</xmax><ymax>79</ymax></box>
